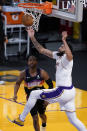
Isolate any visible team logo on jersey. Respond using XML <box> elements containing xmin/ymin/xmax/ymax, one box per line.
<box><xmin>37</xmin><ymin>75</ymin><xmax>40</xmax><ymax>79</ymax></box>
<box><xmin>41</xmin><ymin>95</ymin><xmax>46</xmax><ymax>99</ymax></box>
<box><xmin>26</xmin><ymin>77</ymin><xmax>30</xmax><ymax>79</ymax></box>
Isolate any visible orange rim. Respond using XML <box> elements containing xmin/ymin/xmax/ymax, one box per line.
<box><xmin>18</xmin><ymin>1</ymin><xmax>53</xmax><ymax>14</ymax></box>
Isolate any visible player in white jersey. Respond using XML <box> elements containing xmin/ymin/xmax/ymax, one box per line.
<box><xmin>9</xmin><ymin>28</ymin><xmax>87</xmax><ymax>131</ymax></box>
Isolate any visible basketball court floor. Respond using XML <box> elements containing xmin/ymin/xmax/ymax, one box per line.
<box><xmin>0</xmin><ymin>68</ymin><xmax>87</xmax><ymax>131</ymax></box>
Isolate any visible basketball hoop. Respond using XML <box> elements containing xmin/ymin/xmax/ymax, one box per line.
<box><xmin>18</xmin><ymin>1</ymin><xmax>52</xmax><ymax>31</ymax></box>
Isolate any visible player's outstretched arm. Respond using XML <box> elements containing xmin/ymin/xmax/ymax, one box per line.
<box><xmin>62</xmin><ymin>31</ymin><xmax>73</xmax><ymax>61</ymax></box>
<box><xmin>13</xmin><ymin>71</ymin><xmax>25</xmax><ymax>101</ymax></box>
<box><xmin>27</xmin><ymin>28</ymin><xmax>53</xmax><ymax>58</ymax></box>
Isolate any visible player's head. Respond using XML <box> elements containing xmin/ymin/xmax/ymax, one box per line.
<box><xmin>57</xmin><ymin>44</ymin><xmax>73</xmax><ymax>56</ymax></box>
<box><xmin>27</xmin><ymin>55</ymin><xmax>38</xmax><ymax>68</ymax></box>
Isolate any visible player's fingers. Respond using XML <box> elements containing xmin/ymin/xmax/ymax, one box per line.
<box><xmin>26</xmin><ymin>27</ymin><xmax>33</xmax><ymax>32</ymax></box>
<box><xmin>26</xmin><ymin>26</ymin><xmax>30</xmax><ymax>30</ymax></box>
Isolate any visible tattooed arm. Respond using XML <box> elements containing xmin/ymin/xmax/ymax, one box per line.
<box><xmin>27</xmin><ymin>28</ymin><xmax>53</xmax><ymax>58</ymax></box>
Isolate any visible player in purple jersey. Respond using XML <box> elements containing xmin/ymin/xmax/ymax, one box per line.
<box><xmin>12</xmin><ymin>55</ymin><xmax>53</xmax><ymax>131</ymax></box>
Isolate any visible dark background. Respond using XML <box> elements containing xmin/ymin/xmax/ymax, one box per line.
<box><xmin>0</xmin><ymin>51</ymin><xmax>87</xmax><ymax>91</ymax></box>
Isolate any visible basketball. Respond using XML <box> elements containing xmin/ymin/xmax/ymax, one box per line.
<box><xmin>22</xmin><ymin>14</ymin><xmax>33</xmax><ymax>26</ymax></box>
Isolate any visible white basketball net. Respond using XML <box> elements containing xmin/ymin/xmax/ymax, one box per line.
<box><xmin>20</xmin><ymin>7</ymin><xmax>43</xmax><ymax>31</ymax></box>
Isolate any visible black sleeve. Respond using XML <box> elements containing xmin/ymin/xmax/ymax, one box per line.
<box><xmin>45</xmin><ymin>79</ymin><xmax>53</xmax><ymax>89</ymax></box>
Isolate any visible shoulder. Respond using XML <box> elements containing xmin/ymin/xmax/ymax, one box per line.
<box><xmin>40</xmin><ymin>69</ymin><xmax>48</xmax><ymax>77</ymax></box>
<box><xmin>40</xmin><ymin>68</ymin><xmax>45</xmax><ymax>75</ymax></box>
<box><xmin>62</xmin><ymin>54</ymin><xmax>73</xmax><ymax>62</ymax></box>
<box><xmin>53</xmin><ymin>51</ymin><xmax>59</xmax><ymax>60</ymax></box>
<box><xmin>16</xmin><ymin>70</ymin><xmax>26</xmax><ymax>82</ymax></box>
<box><xmin>61</xmin><ymin>54</ymin><xmax>73</xmax><ymax>68</ymax></box>
<box><xmin>40</xmin><ymin>69</ymin><xmax>49</xmax><ymax>80</ymax></box>
<box><xmin>20</xmin><ymin>70</ymin><xmax>26</xmax><ymax>77</ymax></box>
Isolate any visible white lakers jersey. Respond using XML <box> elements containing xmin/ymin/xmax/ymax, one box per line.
<box><xmin>53</xmin><ymin>51</ymin><xmax>73</xmax><ymax>87</ymax></box>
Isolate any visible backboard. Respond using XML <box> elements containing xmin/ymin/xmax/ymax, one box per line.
<box><xmin>40</xmin><ymin>0</ymin><xmax>83</xmax><ymax>22</ymax></box>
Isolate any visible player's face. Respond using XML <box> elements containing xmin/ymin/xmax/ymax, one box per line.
<box><xmin>28</xmin><ymin>56</ymin><xmax>37</xmax><ymax>68</ymax></box>
<box><xmin>58</xmin><ymin>44</ymin><xmax>65</xmax><ymax>53</ymax></box>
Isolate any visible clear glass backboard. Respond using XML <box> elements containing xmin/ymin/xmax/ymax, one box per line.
<box><xmin>40</xmin><ymin>0</ymin><xmax>83</xmax><ymax>22</ymax></box>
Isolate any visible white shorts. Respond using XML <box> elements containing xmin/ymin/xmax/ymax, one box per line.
<box><xmin>40</xmin><ymin>85</ymin><xmax>76</xmax><ymax>112</ymax></box>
